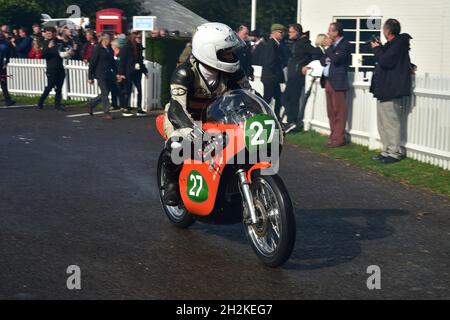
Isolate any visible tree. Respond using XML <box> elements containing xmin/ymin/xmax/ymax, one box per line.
<box><xmin>175</xmin><ymin>0</ymin><xmax>297</xmax><ymax>34</ymax></box>
<box><xmin>0</xmin><ymin>0</ymin><xmax>42</xmax><ymax>28</ymax></box>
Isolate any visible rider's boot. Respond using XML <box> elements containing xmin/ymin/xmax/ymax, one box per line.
<box><xmin>161</xmin><ymin>149</ymin><xmax>182</xmax><ymax>206</ymax></box>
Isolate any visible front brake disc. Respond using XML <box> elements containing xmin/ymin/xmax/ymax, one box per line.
<box><xmin>251</xmin><ymin>199</ymin><xmax>269</xmax><ymax>237</ymax></box>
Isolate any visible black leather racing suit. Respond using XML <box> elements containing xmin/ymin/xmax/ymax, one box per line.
<box><xmin>161</xmin><ymin>57</ymin><xmax>251</xmax><ymax>205</ymax></box>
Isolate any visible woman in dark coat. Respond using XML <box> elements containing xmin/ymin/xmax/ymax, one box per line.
<box><xmin>118</xmin><ymin>32</ymin><xmax>148</xmax><ymax>116</ymax></box>
<box><xmin>282</xmin><ymin>24</ymin><xmax>316</xmax><ymax>130</ymax></box>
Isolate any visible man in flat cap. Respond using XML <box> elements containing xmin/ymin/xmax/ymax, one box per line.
<box><xmin>261</xmin><ymin>24</ymin><xmax>288</xmax><ymax>123</ymax></box>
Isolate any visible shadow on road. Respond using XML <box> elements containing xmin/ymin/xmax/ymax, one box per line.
<box><xmin>284</xmin><ymin>208</ymin><xmax>408</xmax><ymax>270</ymax></box>
<box><xmin>192</xmin><ymin>207</ymin><xmax>408</xmax><ymax>270</ymax></box>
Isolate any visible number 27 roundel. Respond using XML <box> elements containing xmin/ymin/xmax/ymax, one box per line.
<box><xmin>187</xmin><ymin>171</ymin><xmax>209</xmax><ymax>203</ymax></box>
<box><xmin>245</xmin><ymin>114</ymin><xmax>277</xmax><ymax>152</ymax></box>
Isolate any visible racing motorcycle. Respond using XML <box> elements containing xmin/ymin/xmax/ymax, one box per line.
<box><xmin>156</xmin><ymin>90</ymin><xmax>296</xmax><ymax>267</ymax></box>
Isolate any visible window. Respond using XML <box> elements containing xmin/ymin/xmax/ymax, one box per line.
<box><xmin>100</xmin><ymin>24</ymin><xmax>117</xmax><ymax>31</ymax></box>
<box><xmin>334</xmin><ymin>17</ymin><xmax>382</xmax><ymax>73</ymax></box>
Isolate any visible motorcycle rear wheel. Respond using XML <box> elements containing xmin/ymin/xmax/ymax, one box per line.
<box><xmin>157</xmin><ymin>151</ymin><xmax>195</xmax><ymax>229</ymax></box>
<box><xmin>245</xmin><ymin>172</ymin><xmax>296</xmax><ymax>267</ymax></box>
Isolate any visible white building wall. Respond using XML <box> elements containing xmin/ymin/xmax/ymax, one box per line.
<box><xmin>300</xmin><ymin>0</ymin><xmax>447</xmax><ymax>77</ymax></box>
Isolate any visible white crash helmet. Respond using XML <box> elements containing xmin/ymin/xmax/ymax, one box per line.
<box><xmin>192</xmin><ymin>22</ymin><xmax>246</xmax><ymax>73</ymax></box>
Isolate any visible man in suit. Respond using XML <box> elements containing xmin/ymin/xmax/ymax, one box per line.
<box><xmin>320</xmin><ymin>22</ymin><xmax>351</xmax><ymax>148</ymax></box>
<box><xmin>249</xmin><ymin>30</ymin><xmax>265</xmax><ymax>66</ymax></box>
<box><xmin>262</xmin><ymin>24</ymin><xmax>287</xmax><ymax>122</ymax></box>
<box><xmin>235</xmin><ymin>25</ymin><xmax>254</xmax><ymax>81</ymax></box>
<box><xmin>88</xmin><ymin>33</ymin><xmax>118</xmax><ymax>120</ymax></box>
<box><xmin>38</xmin><ymin>27</ymin><xmax>66</xmax><ymax>111</ymax></box>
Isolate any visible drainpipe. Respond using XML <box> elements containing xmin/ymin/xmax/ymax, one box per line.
<box><xmin>297</xmin><ymin>0</ymin><xmax>302</xmax><ymax>23</ymax></box>
<box><xmin>251</xmin><ymin>0</ymin><xmax>257</xmax><ymax>30</ymax></box>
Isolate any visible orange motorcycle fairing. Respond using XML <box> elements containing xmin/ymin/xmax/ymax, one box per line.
<box><xmin>179</xmin><ymin>123</ymin><xmax>246</xmax><ymax>216</ymax></box>
<box><xmin>156</xmin><ymin>115</ymin><xmax>167</xmax><ymax>140</ymax></box>
<box><xmin>247</xmin><ymin>162</ymin><xmax>273</xmax><ymax>183</ymax></box>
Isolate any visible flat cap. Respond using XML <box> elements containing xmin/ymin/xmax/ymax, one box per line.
<box><xmin>271</xmin><ymin>24</ymin><xmax>286</xmax><ymax>32</ymax></box>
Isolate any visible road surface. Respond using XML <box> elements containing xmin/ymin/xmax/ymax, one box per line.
<box><xmin>0</xmin><ymin>106</ymin><xmax>449</xmax><ymax>299</ymax></box>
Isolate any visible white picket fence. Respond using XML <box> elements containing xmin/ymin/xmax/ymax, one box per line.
<box><xmin>251</xmin><ymin>66</ymin><xmax>450</xmax><ymax>170</ymax></box>
<box><xmin>6</xmin><ymin>58</ymin><xmax>162</xmax><ymax>111</ymax></box>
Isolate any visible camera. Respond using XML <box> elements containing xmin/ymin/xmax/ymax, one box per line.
<box><xmin>368</xmin><ymin>34</ymin><xmax>381</xmax><ymax>44</ymax></box>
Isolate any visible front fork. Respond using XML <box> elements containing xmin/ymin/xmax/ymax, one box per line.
<box><xmin>236</xmin><ymin>169</ymin><xmax>258</xmax><ymax>225</ymax></box>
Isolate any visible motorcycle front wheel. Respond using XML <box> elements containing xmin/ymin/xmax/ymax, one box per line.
<box><xmin>157</xmin><ymin>151</ymin><xmax>195</xmax><ymax>229</ymax></box>
<box><xmin>245</xmin><ymin>172</ymin><xmax>296</xmax><ymax>267</ymax></box>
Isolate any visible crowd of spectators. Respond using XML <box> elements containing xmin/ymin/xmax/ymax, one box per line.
<box><xmin>209</xmin><ymin>19</ymin><xmax>412</xmax><ymax>164</ymax></box>
<box><xmin>1</xmin><ymin>18</ymin><xmax>413</xmax><ymax>164</ymax></box>
<box><xmin>0</xmin><ymin>22</ymin><xmax>183</xmax><ymax>113</ymax></box>
<box><xmin>0</xmin><ymin>23</ymin><xmax>183</xmax><ymax>62</ymax></box>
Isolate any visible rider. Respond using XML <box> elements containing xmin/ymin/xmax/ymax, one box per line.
<box><xmin>162</xmin><ymin>23</ymin><xmax>252</xmax><ymax>206</ymax></box>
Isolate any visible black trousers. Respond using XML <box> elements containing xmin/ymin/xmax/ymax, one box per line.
<box><xmin>125</xmin><ymin>72</ymin><xmax>143</xmax><ymax>110</ymax></box>
<box><xmin>263</xmin><ymin>80</ymin><xmax>282</xmax><ymax>121</ymax></box>
<box><xmin>89</xmin><ymin>78</ymin><xmax>117</xmax><ymax>114</ymax></box>
<box><xmin>283</xmin><ymin>76</ymin><xmax>305</xmax><ymax>124</ymax></box>
<box><xmin>39</xmin><ymin>69</ymin><xmax>65</xmax><ymax>108</ymax></box>
<box><xmin>113</xmin><ymin>80</ymin><xmax>126</xmax><ymax>109</ymax></box>
<box><xmin>0</xmin><ymin>67</ymin><xmax>11</xmax><ymax>102</ymax></box>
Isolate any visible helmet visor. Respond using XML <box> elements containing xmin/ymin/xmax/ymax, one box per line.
<box><xmin>217</xmin><ymin>31</ymin><xmax>246</xmax><ymax>64</ymax></box>
<box><xmin>217</xmin><ymin>48</ymin><xmax>239</xmax><ymax>63</ymax></box>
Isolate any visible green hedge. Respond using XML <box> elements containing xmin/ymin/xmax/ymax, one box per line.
<box><xmin>146</xmin><ymin>37</ymin><xmax>190</xmax><ymax>107</ymax></box>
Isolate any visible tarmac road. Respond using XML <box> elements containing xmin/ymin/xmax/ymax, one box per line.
<box><xmin>0</xmin><ymin>106</ymin><xmax>449</xmax><ymax>300</ymax></box>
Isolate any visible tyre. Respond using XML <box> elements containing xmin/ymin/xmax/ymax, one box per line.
<box><xmin>245</xmin><ymin>172</ymin><xmax>296</xmax><ymax>267</ymax></box>
<box><xmin>157</xmin><ymin>151</ymin><xmax>195</xmax><ymax>228</ymax></box>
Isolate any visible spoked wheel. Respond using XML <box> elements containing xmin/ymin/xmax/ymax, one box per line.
<box><xmin>246</xmin><ymin>172</ymin><xmax>296</xmax><ymax>267</ymax></box>
<box><xmin>157</xmin><ymin>151</ymin><xmax>195</xmax><ymax>228</ymax></box>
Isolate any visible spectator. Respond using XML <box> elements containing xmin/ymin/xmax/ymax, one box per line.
<box><xmin>37</xmin><ymin>27</ymin><xmax>66</xmax><ymax>111</ymax></box>
<box><xmin>249</xmin><ymin>30</ymin><xmax>265</xmax><ymax>66</ymax></box>
<box><xmin>14</xmin><ymin>28</ymin><xmax>33</xmax><ymax>58</ymax></box>
<box><xmin>159</xmin><ymin>29</ymin><xmax>169</xmax><ymax>38</ymax></box>
<box><xmin>370</xmin><ymin>19</ymin><xmax>412</xmax><ymax>164</ymax></box>
<box><xmin>28</xmin><ymin>38</ymin><xmax>43</xmax><ymax>59</ymax></box>
<box><xmin>320</xmin><ymin>22</ymin><xmax>352</xmax><ymax>148</ymax></box>
<box><xmin>59</xmin><ymin>34</ymin><xmax>76</xmax><ymax>60</ymax></box>
<box><xmin>12</xmin><ymin>29</ymin><xmax>19</xmax><ymax>39</ymax></box>
<box><xmin>111</xmin><ymin>40</ymin><xmax>126</xmax><ymax>111</ymax></box>
<box><xmin>261</xmin><ymin>24</ymin><xmax>287</xmax><ymax>122</ymax></box>
<box><xmin>171</xmin><ymin>30</ymin><xmax>180</xmax><ymax>38</ymax></box>
<box><xmin>150</xmin><ymin>29</ymin><xmax>160</xmax><ymax>38</ymax></box>
<box><xmin>116</xmin><ymin>33</ymin><xmax>127</xmax><ymax>47</ymax></box>
<box><xmin>235</xmin><ymin>25</ymin><xmax>254</xmax><ymax>81</ymax></box>
<box><xmin>82</xmin><ymin>30</ymin><xmax>97</xmax><ymax>63</ymax></box>
<box><xmin>313</xmin><ymin>34</ymin><xmax>330</xmax><ymax>59</ymax></box>
<box><xmin>32</xmin><ymin>24</ymin><xmax>43</xmax><ymax>40</ymax></box>
<box><xmin>118</xmin><ymin>32</ymin><xmax>149</xmax><ymax>117</ymax></box>
<box><xmin>1</xmin><ymin>25</ymin><xmax>15</xmax><ymax>58</ymax></box>
<box><xmin>0</xmin><ymin>34</ymin><xmax>15</xmax><ymax>106</ymax></box>
<box><xmin>87</xmin><ymin>33</ymin><xmax>118</xmax><ymax>120</ymax></box>
<box><xmin>1</xmin><ymin>25</ymin><xmax>10</xmax><ymax>39</ymax></box>
<box><xmin>282</xmin><ymin>23</ymin><xmax>316</xmax><ymax>132</ymax></box>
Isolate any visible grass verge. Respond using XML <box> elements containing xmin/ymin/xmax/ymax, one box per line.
<box><xmin>286</xmin><ymin>131</ymin><xmax>450</xmax><ymax>197</ymax></box>
<box><xmin>5</xmin><ymin>95</ymin><xmax>83</xmax><ymax>107</ymax></box>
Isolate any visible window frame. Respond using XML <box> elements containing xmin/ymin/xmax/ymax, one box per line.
<box><xmin>333</xmin><ymin>16</ymin><xmax>383</xmax><ymax>73</ymax></box>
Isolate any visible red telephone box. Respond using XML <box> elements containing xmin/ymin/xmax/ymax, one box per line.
<box><xmin>96</xmin><ymin>8</ymin><xmax>127</xmax><ymax>34</ymax></box>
